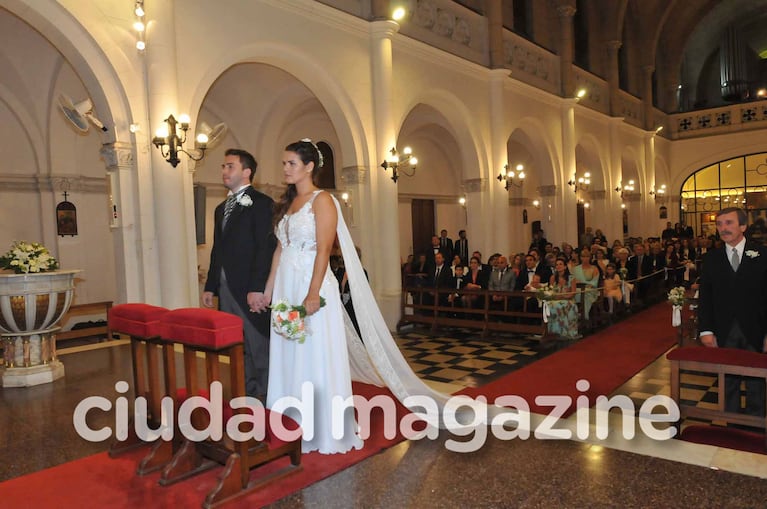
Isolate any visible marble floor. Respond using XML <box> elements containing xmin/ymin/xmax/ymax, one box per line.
<box><xmin>1</xmin><ymin>322</ymin><xmax>767</xmax><ymax>508</ymax></box>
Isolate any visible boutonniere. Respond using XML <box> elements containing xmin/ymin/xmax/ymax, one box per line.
<box><xmin>745</xmin><ymin>250</ymin><xmax>760</xmax><ymax>259</ymax></box>
<box><xmin>237</xmin><ymin>194</ymin><xmax>253</xmax><ymax>207</ymax></box>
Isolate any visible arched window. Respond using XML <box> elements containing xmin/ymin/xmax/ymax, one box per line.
<box><xmin>316</xmin><ymin>141</ymin><xmax>336</xmax><ymax>189</ymax></box>
<box><xmin>680</xmin><ymin>152</ymin><xmax>767</xmax><ymax>240</ymax></box>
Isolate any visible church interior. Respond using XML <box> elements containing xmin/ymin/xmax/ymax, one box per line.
<box><xmin>1</xmin><ymin>0</ymin><xmax>767</xmax><ymax>506</ymax></box>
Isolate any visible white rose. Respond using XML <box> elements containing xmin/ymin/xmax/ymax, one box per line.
<box><xmin>237</xmin><ymin>194</ymin><xmax>253</xmax><ymax>207</ymax></box>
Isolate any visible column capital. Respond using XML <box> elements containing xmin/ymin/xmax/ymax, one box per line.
<box><xmin>341</xmin><ymin>166</ymin><xmax>368</xmax><ymax>185</ymax></box>
<box><xmin>538</xmin><ymin>185</ymin><xmax>557</xmax><ymax>197</ymax></box>
<box><xmin>369</xmin><ymin>19</ymin><xmax>400</xmax><ymax>39</ymax></box>
<box><xmin>463</xmin><ymin>178</ymin><xmax>488</xmax><ymax>193</ymax></box>
<box><xmin>100</xmin><ymin>142</ymin><xmax>135</xmax><ymax>171</ymax></box>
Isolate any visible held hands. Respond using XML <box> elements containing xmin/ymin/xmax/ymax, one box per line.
<box><xmin>247</xmin><ymin>292</ymin><xmax>269</xmax><ymax>313</ymax></box>
<box><xmin>202</xmin><ymin>291</ymin><xmax>215</xmax><ymax>308</ymax></box>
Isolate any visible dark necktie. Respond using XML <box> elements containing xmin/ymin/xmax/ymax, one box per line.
<box><xmin>637</xmin><ymin>256</ymin><xmax>643</xmax><ymax>277</ymax></box>
<box><xmin>222</xmin><ymin>194</ymin><xmax>237</xmax><ymax>228</ymax></box>
<box><xmin>435</xmin><ymin>266</ymin><xmax>441</xmax><ymax>279</ymax></box>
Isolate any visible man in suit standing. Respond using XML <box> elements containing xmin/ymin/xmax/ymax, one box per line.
<box><xmin>699</xmin><ymin>207</ymin><xmax>767</xmax><ymax>416</ymax></box>
<box><xmin>439</xmin><ymin>229</ymin><xmax>454</xmax><ymax>258</ymax></box>
<box><xmin>203</xmin><ymin>148</ymin><xmax>276</xmax><ymax>400</ymax></box>
<box><xmin>454</xmin><ymin>230</ymin><xmax>469</xmax><ymax>265</ymax></box>
<box><xmin>627</xmin><ymin>243</ymin><xmax>654</xmax><ymax>304</ymax></box>
<box><xmin>428</xmin><ymin>252</ymin><xmax>454</xmax><ymax>308</ymax></box>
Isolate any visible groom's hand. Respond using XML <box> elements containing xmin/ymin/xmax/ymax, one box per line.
<box><xmin>247</xmin><ymin>292</ymin><xmax>268</xmax><ymax>313</ymax></box>
<box><xmin>202</xmin><ymin>291</ymin><xmax>215</xmax><ymax>308</ymax></box>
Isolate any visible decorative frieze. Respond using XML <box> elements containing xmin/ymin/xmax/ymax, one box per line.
<box><xmin>538</xmin><ymin>185</ymin><xmax>557</xmax><ymax>197</ymax></box>
<box><xmin>341</xmin><ymin>166</ymin><xmax>367</xmax><ymax>185</ymax></box>
<box><xmin>100</xmin><ymin>142</ymin><xmax>134</xmax><ymax>171</ymax></box>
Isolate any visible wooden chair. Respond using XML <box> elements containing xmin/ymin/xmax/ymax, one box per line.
<box><xmin>107</xmin><ymin>303</ymin><xmax>171</xmax><ymax>459</ymax></box>
<box><xmin>667</xmin><ymin>346</ymin><xmax>767</xmax><ymax>450</ymax></box>
<box><xmin>157</xmin><ymin>308</ymin><xmax>302</xmax><ymax>509</ymax></box>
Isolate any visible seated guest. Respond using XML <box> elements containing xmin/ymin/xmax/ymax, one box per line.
<box><xmin>428</xmin><ymin>252</ymin><xmax>453</xmax><ymax>308</ymax></box>
<box><xmin>488</xmin><ymin>255</ymin><xmax>516</xmax><ymax>311</ymax></box>
<box><xmin>462</xmin><ymin>256</ymin><xmax>489</xmax><ymax>310</ymax></box>
<box><xmin>594</xmin><ymin>248</ymin><xmax>609</xmax><ymax>275</ymax></box>
<box><xmin>602</xmin><ymin>262</ymin><xmax>623</xmax><ymax>314</ymax></box>
<box><xmin>546</xmin><ymin>257</ymin><xmax>580</xmax><ymax>340</ymax></box>
<box><xmin>447</xmin><ymin>264</ymin><xmax>466</xmax><ymax>307</ymax></box>
<box><xmin>514</xmin><ymin>254</ymin><xmax>547</xmax><ymax>321</ymax></box>
<box><xmin>450</xmin><ymin>254</ymin><xmax>468</xmax><ymax>277</ymax></box>
<box><xmin>572</xmin><ymin>248</ymin><xmax>600</xmax><ymax>318</ymax></box>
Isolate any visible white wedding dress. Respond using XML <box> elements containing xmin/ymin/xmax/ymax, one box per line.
<box><xmin>267</xmin><ymin>191</ymin><xmax>363</xmax><ymax>454</ymax></box>
<box><xmin>268</xmin><ymin>190</ymin><xmax>485</xmax><ymax>454</ymax></box>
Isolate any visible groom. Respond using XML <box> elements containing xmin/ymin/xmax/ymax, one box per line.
<box><xmin>203</xmin><ymin>148</ymin><xmax>276</xmax><ymax>400</ymax></box>
<box><xmin>698</xmin><ymin>207</ymin><xmax>767</xmax><ymax>416</ymax></box>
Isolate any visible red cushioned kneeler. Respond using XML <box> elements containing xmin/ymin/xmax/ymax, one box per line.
<box><xmin>107</xmin><ymin>304</ymin><xmax>171</xmax><ymax>462</ymax></box>
<box><xmin>157</xmin><ymin>308</ymin><xmax>302</xmax><ymax>508</ymax></box>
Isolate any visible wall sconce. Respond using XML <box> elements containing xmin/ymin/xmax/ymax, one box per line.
<box><xmin>621</xmin><ymin>203</ymin><xmax>626</xmax><ymax>209</ymax></box>
<box><xmin>532</xmin><ymin>199</ymin><xmax>540</xmax><ymax>209</ymax></box>
<box><xmin>649</xmin><ymin>184</ymin><xmax>666</xmax><ymax>196</ymax></box>
<box><xmin>380</xmin><ymin>146</ymin><xmax>417</xmax><ymax>183</ymax></box>
<box><xmin>615</xmin><ymin>179</ymin><xmax>635</xmax><ymax>198</ymax></box>
<box><xmin>341</xmin><ymin>192</ymin><xmax>351</xmax><ymax>207</ymax></box>
<box><xmin>574</xmin><ymin>88</ymin><xmax>587</xmax><ymax>102</ymax></box>
<box><xmin>152</xmin><ymin>114</ymin><xmax>208</xmax><ymax>167</ymax></box>
<box><xmin>567</xmin><ymin>172</ymin><xmax>590</xmax><ymax>192</ymax></box>
<box><xmin>458</xmin><ymin>196</ymin><xmax>466</xmax><ymax>207</ymax></box>
<box><xmin>497</xmin><ymin>163</ymin><xmax>525</xmax><ymax>190</ymax></box>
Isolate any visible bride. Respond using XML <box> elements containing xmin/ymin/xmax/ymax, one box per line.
<box><xmin>265</xmin><ymin>139</ymin><xmax>468</xmax><ymax>454</ymax></box>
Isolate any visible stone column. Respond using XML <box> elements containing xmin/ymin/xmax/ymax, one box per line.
<box><xmin>369</xmin><ymin>20</ymin><xmax>401</xmax><ymax>329</ymax></box>
<box><xmin>642</xmin><ymin>131</ymin><xmax>656</xmax><ymax>238</ymax></box>
<box><xmin>101</xmin><ymin>142</ymin><xmax>146</xmax><ymax>303</ymax></box>
<box><xmin>370</xmin><ymin>0</ymin><xmax>390</xmax><ymax>20</ymax></box>
<box><xmin>606</xmin><ymin>40</ymin><xmax>622</xmax><ymax>117</ymax></box>
<box><xmin>607</xmin><ymin>117</ymin><xmax>624</xmax><ymax>243</ymax></box>
<box><xmin>557</xmin><ymin>5</ymin><xmax>576</xmax><ymax>97</ymax></box>
<box><xmin>486</xmin><ymin>0</ymin><xmax>504</xmax><ymax>69</ymax></box>
<box><xmin>554</xmin><ymin>100</ymin><xmax>578</xmax><ymax>245</ymax></box>
<box><xmin>463</xmin><ymin>178</ymin><xmax>491</xmax><ymax>257</ymax></box>
<box><xmin>641</xmin><ymin>65</ymin><xmax>655</xmax><ymax>130</ymax></box>
<box><xmin>145</xmin><ymin>0</ymin><xmax>197</xmax><ymax>308</ymax></box>
<box><xmin>489</xmin><ymin>69</ymin><xmax>511</xmax><ymax>254</ymax></box>
<box><xmin>538</xmin><ymin>185</ymin><xmax>559</xmax><ymax>246</ymax></box>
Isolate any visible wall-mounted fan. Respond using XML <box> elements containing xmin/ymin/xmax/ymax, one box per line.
<box><xmin>197</xmin><ymin>121</ymin><xmax>228</xmax><ymax>149</ymax></box>
<box><xmin>58</xmin><ymin>94</ymin><xmax>109</xmax><ymax>133</ymax></box>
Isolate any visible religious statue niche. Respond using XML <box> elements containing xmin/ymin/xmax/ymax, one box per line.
<box><xmin>56</xmin><ymin>192</ymin><xmax>78</xmax><ymax>236</ymax></box>
<box><xmin>659</xmin><ymin>205</ymin><xmax>668</xmax><ymax>219</ymax></box>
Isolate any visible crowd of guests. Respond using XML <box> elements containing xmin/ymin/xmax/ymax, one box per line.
<box><xmin>402</xmin><ymin>223</ymin><xmax>720</xmax><ymax>339</ymax></box>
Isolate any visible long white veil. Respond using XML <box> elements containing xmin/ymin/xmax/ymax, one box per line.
<box><xmin>331</xmin><ymin>197</ymin><xmax>468</xmax><ymax>420</ymax></box>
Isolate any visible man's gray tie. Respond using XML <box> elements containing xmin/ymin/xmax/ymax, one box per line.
<box><xmin>222</xmin><ymin>194</ymin><xmax>237</xmax><ymax>228</ymax></box>
<box><xmin>731</xmin><ymin>248</ymin><xmax>739</xmax><ymax>272</ymax></box>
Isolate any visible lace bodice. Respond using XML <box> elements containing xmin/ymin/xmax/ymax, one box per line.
<box><xmin>276</xmin><ymin>191</ymin><xmax>320</xmax><ymax>251</ymax></box>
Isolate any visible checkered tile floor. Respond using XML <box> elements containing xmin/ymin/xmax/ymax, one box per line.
<box><xmin>396</xmin><ymin>329</ymin><xmax>554</xmax><ymax>388</ymax></box>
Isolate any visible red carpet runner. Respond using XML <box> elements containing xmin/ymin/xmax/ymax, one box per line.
<box><xmin>460</xmin><ymin>301</ymin><xmax>678</xmax><ymax>416</ymax></box>
<box><xmin>0</xmin><ymin>303</ymin><xmax>678</xmax><ymax>508</ymax></box>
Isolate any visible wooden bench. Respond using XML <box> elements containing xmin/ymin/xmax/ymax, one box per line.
<box><xmin>667</xmin><ymin>346</ymin><xmax>767</xmax><ymax>450</ymax></box>
<box><xmin>398</xmin><ymin>286</ymin><xmax>549</xmax><ymax>340</ymax></box>
<box><xmin>56</xmin><ymin>301</ymin><xmax>113</xmax><ymax>342</ymax></box>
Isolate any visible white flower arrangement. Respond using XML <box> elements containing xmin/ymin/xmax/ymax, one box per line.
<box><xmin>745</xmin><ymin>249</ymin><xmax>760</xmax><ymax>259</ymax></box>
<box><xmin>667</xmin><ymin>286</ymin><xmax>686</xmax><ymax>307</ymax></box>
<box><xmin>0</xmin><ymin>241</ymin><xmax>59</xmax><ymax>274</ymax></box>
<box><xmin>236</xmin><ymin>194</ymin><xmax>253</xmax><ymax>207</ymax></box>
<box><xmin>535</xmin><ymin>283</ymin><xmax>557</xmax><ymax>301</ymax></box>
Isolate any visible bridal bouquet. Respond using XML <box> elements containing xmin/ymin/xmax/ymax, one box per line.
<box><xmin>534</xmin><ymin>283</ymin><xmax>557</xmax><ymax>301</ymax></box>
<box><xmin>0</xmin><ymin>241</ymin><xmax>59</xmax><ymax>274</ymax></box>
<box><xmin>271</xmin><ymin>297</ymin><xmax>326</xmax><ymax>344</ymax></box>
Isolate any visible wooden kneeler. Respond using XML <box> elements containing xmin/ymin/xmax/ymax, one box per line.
<box><xmin>157</xmin><ymin>308</ymin><xmax>302</xmax><ymax>508</ymax></box>
<box><xmin>107</xmin><ymin>303</ymin><xmax>171</xmax><ymax>459</ymax></box>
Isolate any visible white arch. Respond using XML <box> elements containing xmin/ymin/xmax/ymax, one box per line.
<box><xmin>509</xmin><ymin>116</ymin><xmax>562</xmax><ymax>188</ymax></box>
<box><xmin>0</xmin><ymin>83</ymin><xmax>46</xmax><ymax>173</ymax></box>
<box><xmin>575</xmin><ymin>133</ymin><xmax>609</xmax><ymax>190</ymax></box>
<box><xmin>187</xmin><ymin>42</ymin><xmax>369</xmax><ymax>170</ymax></box>
<box><xmin>398</xmin><ymin>88</ymin><xmax>489</xmax><ymax>182</ymax></box>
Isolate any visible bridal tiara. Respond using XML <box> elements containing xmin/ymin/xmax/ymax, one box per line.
<box><xmin>300</xmin><ymin>138</ymin><xmax>324</xmax><ymax>168</ymax></box>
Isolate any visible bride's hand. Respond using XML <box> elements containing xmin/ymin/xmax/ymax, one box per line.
<box><xmin>303</xmin><ymin>293</ymin><xmax>322</xmax><ymax>315</ymax></box>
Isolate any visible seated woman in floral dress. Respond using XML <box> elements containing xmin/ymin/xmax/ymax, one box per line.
<box><xmin>545</xmin><ymin>257</ymin><xmax>580</xmax><ymax>340</ymax></box>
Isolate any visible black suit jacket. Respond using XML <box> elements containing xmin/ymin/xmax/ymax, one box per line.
<box><xmin>204</xmin><ymin>186</ymin><xmax>276</xmax><ymax>335</ymax></box>
<box><xmin>454</xmin><ymin>238</ymin><xmax>469</xmax><ymax>263</ymax></box>
<box><xmin>439</xmin><ymin>237</ymin><xmax>454</xmax><ymax>257</ymax></box>
<box><xmin>699</xmin><ymin>242</ymin><xmax>767</xmax><ymax>351</ymax></box>
<box><xmin>429</xmin><ymin>264</ymin><xmax>454</xmax><ymax>289</ymax></box>
<box><xmin>627</xmin><ymin>254</ymin><xmax>654</xmax><ymax>280</ymax></box>
<box><xmin>514</xmin><ymin>266</ymin><xmax>546</xmax><ymax>291</ymax></box>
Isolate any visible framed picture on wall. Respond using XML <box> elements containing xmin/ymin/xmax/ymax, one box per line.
<box><xmin>56</xmin><ymin>198</ymin><xmax>78</xmax><ymax>236</ymax></box>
